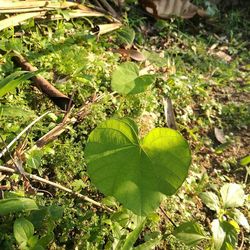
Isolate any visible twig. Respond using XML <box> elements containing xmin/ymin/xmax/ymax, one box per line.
<box><xmin>0</xmin><ymin>165</ymin><xmax>113</xmax><ymax>213</ymax></box>
<box><xmin>239</xmin><ymin>229</ymin><xmax>245</xmax><ymax>250</ymax></box>
<box><xmin>0</xmin><ymin>111</ymin><xmax>50</xmax><ymax>159</ymax></box>
<box><xmin>162</xmin><ymin>96</ymin><xmax>177</xmax><ymax>130</ymax></box>
<box><xmin>159</xmin><ymin>206</ymin><xmax>177</xmax><ymax>228</ymax></box>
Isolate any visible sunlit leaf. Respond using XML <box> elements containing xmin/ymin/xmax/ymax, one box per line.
<box><xmin>111</xmin><ymin>62</ymin><xmax>156</xmax><ymax>95</ymax></box>
<box><xmin>211</xmin><ymin>219</ymin><xmax>238</xmax><ymax>250</ymax></box>
<box><xmin>200</xmin><ymin>191</ymin><xmax>220</xmax><ymax>212</ymax></box>
<box><xmin>85</xmin><ymin>118</ymin><xmax>191</xmax><ymax>215</ymax></box>
<box><xmin>240</xmin><ymin>155</ymin><xmax>250</xmax><ymax>166</ymax></box>
<box><xmin>232</xmin><ymin>209</ymin><xmax>249</xmax><ymax>232</ymax></box>
<box><xmin>220</xmin><ymin>183</ymin><xmax>245</xmax><ymax>208</ymax></box>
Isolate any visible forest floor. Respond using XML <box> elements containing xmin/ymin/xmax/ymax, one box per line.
<box><xmin>0</xmin><ymin>1</ymin><xmax>249</xmax><ymax>249</ymax></box>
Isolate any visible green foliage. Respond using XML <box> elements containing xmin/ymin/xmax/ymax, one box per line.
<box><xmin>0</xmin><ymin>198</ymin><xmax>38</xmax><ymax>216</ymax></box>
<box><xmin>121</xmin><ymin>219</ymin><xmax>146</xmax><ymax>250</ymax></box>
<box><xmin>211</xmin><ymin>219</ymin><xmax>238</xmax><ymax>250</ymax></box>
<box><xmin>85</xmin><ymin>118</ymin><xmax>191</xmax><ymax>215</ymax></box>
<box><xmin>220</xmin><ymin>183</ymin><xmax>245</xmax><ymax>209</ymax></box>
<box><xmin>0</xmin><ymin>3</ymin><xmax>249</xmax><ymax>249</ymax></box>
<box><xmin>173</xmin><ymin>221</ymin><xmax>207</xmax><ymax>246</ymax></box>
<box><xmin>111</xmin><ymin>62</ymin><xmax>156</xmax><ymax>95</ymax></box>
<box><xmin>0</xmin><ymin>71</ymin><xmax>34</xmax><ymax>97</ymax></box>
<box><xmin>200</xmin><ymin>192</ymin><xmax>220</xmax><ymax>212</ymax></box>
<box><xmin>13</xmin><ymin>218</ymin><xmax>35</xmax><ymax>249</ymax></box>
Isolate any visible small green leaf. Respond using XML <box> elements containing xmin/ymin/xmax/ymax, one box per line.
<box><xmin>121</xmin><ymin>219</ymin><xmax>146</xmax><ymax>250</ymax></box>
<box><xmin>0</xmin><ymin>198</ymin><xmax>38</xmax><ymax>215</ymax></box>
<box><xmin>211</xmin><ymin>219</ymin><xmax>238</xmax><ymax>250</ymax></box>
<box><xmin>26</xmin><ymin>149</ymin><xmax>43</xmax><ymax>170</ymax></box>
<box><xmin>72</xmin><ymin>179</ymin><xmax>87</xmax><ymax>192</ymax></box>
<box><xmin>173</xmin><ymin>221</ymin><xmax>207</xmax><ymax>246</ymax></box>
<box><xmin>200</xmin><ymin>191</ymin><xmax>220</xmax><ymax>212</ymax></box>
<box><xmin>220</xmin><ymin>183</ymin><xmax>245</xmax><ymax>208</ymax></box>
<box><xmin>85</xmin><ymin>118</ymin><xmax>191</xmax><ymax>216</ymax></box>
<box><xmin>232</xmin><ymin>209</ymin><xmax>250</xmax><ymax>232</ymax></box>
<box><xmin>240</xmin><ymin>155</ymin><xmax>250</xmax><ymax>166</ymax></box>
<box><xmin>48</xmin><ymin>205</ymin><xmax>64</xmax><ymax>220</ymax></box>
<box><xmin>0</xmin><ymin>71</ymin><xmax>34</xmax><ymax>97</ymax></box>
<box><xmin>111</xmin><ymin>62</ymin><xmax>155</xmax><ymax>95</ymax></box>
<box><xmin>14</xmin><ymin>218</ymin><xmax>34</xmax><ymax>245</ymax></box>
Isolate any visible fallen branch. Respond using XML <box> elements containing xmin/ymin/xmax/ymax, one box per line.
<box><xmin>12</xmin><ymin>52</ymin><xmax>71</xmax><ymax>110</ymax></box>
<box><xmin>0</xmin><ymin>165</ymin><xmax>114</xmax><ymax>213</ymax></box>
<box><xmin>36</xmin><ymin>92</ymin><xmax>107</xmax><ymax>148</ymax></box>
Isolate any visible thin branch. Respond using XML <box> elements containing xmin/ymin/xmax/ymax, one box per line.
<box><xmin>239</xmin><ymin>229</ymin><xmax>245</xmax><ymax>250</ymax></box>
<box><xmin>159</xmin><ymin>206</ymin><xmax>177</xmax><ymax>228</ymax></box>
<box><xmin>0</xmin><ymin>111</ymin><xmax>50</xmax><ymax>159</ymax></box>
<box><xmin>0</xmin><ymin>165</ymin><xmax>113</xmax><ymax>213</ymax></box>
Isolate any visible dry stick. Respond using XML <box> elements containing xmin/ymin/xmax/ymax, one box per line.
<box><xmin>0</xmin><ymin>165</ymin><xmax>113</xmax><ymax>212</ymax></box>
<box><xmin>162</xmin><ymin>96</ymin><xmax>177</xmax><ymax>130</ymax></box>
<box><xmin>12</xmin><ymin>52</ymin><xmax>71</xmax><ymax>110</ymax></box>
<box><xmin>0</xmin><ymin>111</ymin><xmax>50</xmax><ymax>159</ymax></box>
<box><xmin>239</xmin><ymin>229</ymin><xmax>245</xmax><ymax>250</ymax></box>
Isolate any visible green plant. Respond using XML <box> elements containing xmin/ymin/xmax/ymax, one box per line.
<box><xmin>174</xmin><ymin>183</ymin><xmax>249</xmax><ymax>249</ymax></box>
<box><xmin>85</xmin><ymin>117</ymin><xmax>191</xmax><ymax>216</ymax></box>
<box><xmin>0</xmin><ymin>197</ymin><xmax>63</xmax><ymax>249</ymax></box>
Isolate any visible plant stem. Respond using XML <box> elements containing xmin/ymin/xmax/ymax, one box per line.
<box><xmin>0</xmin><ymin>165</ymin><xmax>114</xmax><ymax>213</ymax></box>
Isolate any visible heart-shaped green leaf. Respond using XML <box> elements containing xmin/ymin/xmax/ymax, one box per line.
<box><xmin>111</xmin><ymin>62</ymin><xmax>155</xmax><ymax>95</ymax></box>
<box><xmin>85</xmin><ymin>118</ymin><xmax>191</xmax><ymax>216</ymax></box>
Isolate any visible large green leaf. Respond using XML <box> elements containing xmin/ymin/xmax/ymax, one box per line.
<box><xmin>220</xmin><ymin>183</ymin><xmax>245</xmax><ymax>208</ymax></box>
<box><xmin>0</xmin><ymin>71</ymin><xmax>34</xmax><ymax>97</ymax></box>
<box><xmin>111</xmin><ymin>62</ymin><xmax>155</xmax><ymax>95</ymax></box>
<box><xmin>0</xmin><ymin>198</ymin><xmax>38</xmax><ymax>215</ymax></box>
<box><xmin>85</xmin><ymin>118</ymin><xmax>191</xmax><ymax>216</ymax></box>
<box><xmin>173</xmin><ymin>221</ymin><xmax>207</xmax><ymax>246</ymax></box>
<box><xmin>14</xmin><ymin>218</ymin><xmax>34</xmax><ymax>245</ymax></box>
<box><xmin>211</xmin><ymin>219</ymin><xmax>238</xmax><ymax>250</ymax></box>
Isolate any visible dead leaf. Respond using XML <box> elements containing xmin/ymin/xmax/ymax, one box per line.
<box><xmin>139</xmin><ymin>0</ymin><xmax>205</xmax><ymax>19</ymax></box>
<box><xmin>214</xmin><ymin>127</ymin><xmax>227</xmax><ymax>144</ymax></box>
<box><xmin>214</xmin><ymin>51</ymin><xmax>232</xmax><ymax>62</ymax></box>
<box><xmin>93</xmin><ymin>23</ymin><xmax>122</xmax><ymax>35</ymax></box>
<box><xmin>113</xmin><ymin>49</ymin><xmax>146</xmax><ymax>61</ymax></box>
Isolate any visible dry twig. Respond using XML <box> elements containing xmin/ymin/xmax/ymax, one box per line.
<box><xmin>0</xmin><ymin>165</ymin><xmax>114</xmax><ymax>212</ymax></box>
